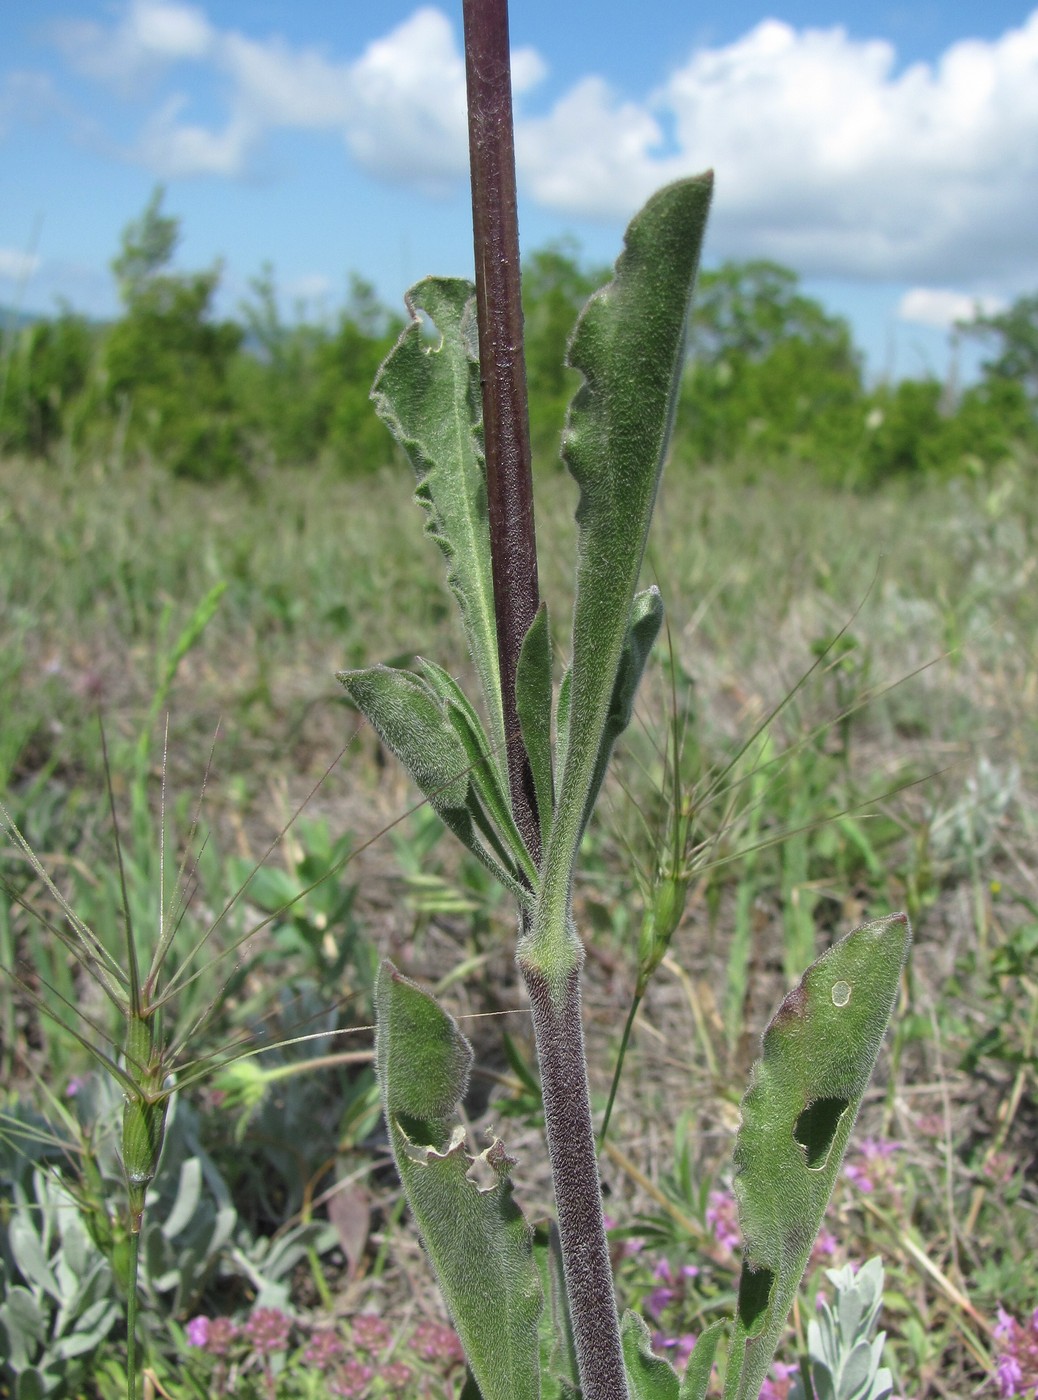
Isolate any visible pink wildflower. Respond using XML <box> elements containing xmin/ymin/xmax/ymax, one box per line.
<box><xmin>706</xmin><ymin>1190</ymin><xmax>740</xmax><ymax>1254</ymax></box>
<box><xmin>245</xmin><ymin>1307</ymin><xmax>291</xmax><ymax>1356</ymax></box>
<box><xmin>305</xmin><ymin>1329</ymin><xmax>345</xmax><ymax>1370</ymax></box>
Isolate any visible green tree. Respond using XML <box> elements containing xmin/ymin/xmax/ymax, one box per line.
<box><xmin>960</xmin><ymin>293</ymin><xmax>1038</xmax><ymax>405</ymax></box>
<box><xmin>677</xmin><ymin>260</ymin><xmax>865</xmax><ymax>470</ymax></box>
<box><xmin>320</xmin><ymin>276</ymin><xmax>404</xmax><ymax>473</ymax></box>
<box><xmin>860</xmin><ymin>377</ymin><xmax>945</xmax><ymax>481</ymax></box>
<box><xmin>232</xmin><ymin>263</ymin><xmax>334</xmax><ymax>465</ymax></box>
<box><xmin>0</xmin><ymin>308</ymin><xmax>94</xmax><ymax>455</ymax></box>
<box><xmin>101</xmin><ymin>188</ymin><xmax>244</xmax><ymax>480</ymax></box>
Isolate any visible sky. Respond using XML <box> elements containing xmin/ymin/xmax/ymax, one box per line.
<box><xmin>2</xmin><ymin>0</ymin><xmax>1037</xmax><ymax>383</ymax></box>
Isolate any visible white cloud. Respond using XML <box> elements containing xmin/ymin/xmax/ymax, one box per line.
<box><xmin>0</xmin><ymin>247</ymin><xmax>41</xmax><ymax>281</ymax></box>
<box><xmin>36</xmin><ymin>3</ymin><xmax>1038</xmax><ymax>288</ymax></box>
<box><xmin>50</xmin><ymin>3</ymin><xmax>477</xmax><ymax>192</ymax></box>
<box><xmin>52</xmin><ymin>0</ymin><xmax>214</xmax><ymax>91</ymax></box>
<box><xmin>136</xmin><ymin>95</ymin><xmax>252</xmax><ymax>177</ymax></box>
<box><xmin>898</xmin><ymin>288</ymin><xmax>1006</xmax><ymax>329</ymax></box>
<box><xmin>342</xmin><ymin>8</ymin><xmax>469</xmax><ymax>193</ymax></box>
<box><xmin>516</xmin><ymin>10</ymin><xmax>1038</xmax><ymax>287</ymax></box>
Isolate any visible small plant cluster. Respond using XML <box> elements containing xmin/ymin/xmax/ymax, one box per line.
<box><xmin>994</xmin><ymin>1307</ymin><xmax>1038</xmax><ymax>1398</ymax></box>
<box><xmin>184</xmin><ymin>1307</ymin><xmax>466</xmax><ymax>1399</ymax></box>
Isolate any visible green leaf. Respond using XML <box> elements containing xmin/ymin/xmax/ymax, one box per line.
<box><xmin>8</xmin><ymin>1213</ymin><xmax>58</xmax><ymax>1302</ymax></box>
<box><xmin>341</xmin><ymin>664</ymin><xmax>468</xmax><ymax>807</ymax></box>
<box><xmin>535</xmin><ymin>1223</ymin><xmax>580</xmax><ymax>1396</ymax></box>
<box><xmin>0</xmin><ymin>1286</ymin><xmax>46</xmax><ymax>1369</ymax></box>
<box><xmin>371</xmin><ymin>278</ymin><xmax>505</xmax><ymax>769</ymax></box>
<box><xmin>525</xmin><ymin>174</ymin><xmax>713</xmax><ymax>989</ymax></box>
<box><xmin>679</xmin><ymin>1320</ymin><xmax>726</xmax><ymax>1400</ymax></box>
<box><xmin>723</xmin><ymin>913</ymin><xmax>912</xmax><ymax>1400</ymax></box>
<box><xmin>580</xmin><ymin>585</ymin><xmax>665</xmax><ymax>837</ymax></box>
<box><xmin>418</xmin><ymin>657</ymin><xmax>538</xmax><ymax>887</ymax></box>
<box><xmin>375</xmin><ymin>962</ymin><xmax>542</xmax><ymax>1400</ymax></box>
<box><xmin>516</xmin><ymin>603</ymin><xmax>556</xmax><ymax>852</ymax></box>
<box><xmin>339</xmin><ymin>664</ymin><xmax>531</xmax><ymax>905</ymax></box>
<box><xmin>620</xmin><ymin>1310</ymin><xmax>679</xmax><ymax>1400</ymax></box>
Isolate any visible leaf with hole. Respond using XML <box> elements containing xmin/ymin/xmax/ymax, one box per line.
<box><xmin>723</xmin><ymin>913</ymin><xmax>911</xmax><ymax>1400</ymax></box>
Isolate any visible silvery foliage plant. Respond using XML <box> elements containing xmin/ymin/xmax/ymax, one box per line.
<box><xmin>790</xmin><ymin>1258</ymin><xmax>894</xmax><ymax>1400</ymax></box>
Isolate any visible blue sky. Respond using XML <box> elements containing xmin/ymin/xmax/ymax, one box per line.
<box><xmin>3</xmin><ymin>0</ymin><xmax>1037</xmax><ymax>381</ymax></box>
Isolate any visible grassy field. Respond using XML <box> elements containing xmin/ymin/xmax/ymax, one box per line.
<box><xmin>1</xmin><ymin>441</ymin><xmax>1036</xmax><ymax>1398</ymax></box>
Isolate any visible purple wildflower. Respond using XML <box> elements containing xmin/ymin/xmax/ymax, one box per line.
<box><xmin>186</xmin><ymin>1316</ymin><xmax>210</xmax><ymax>1348</ymax></box>
<box><xmin>351</xmin><ymin>1313</ymin><xmax>390</xmax><ymax>1352</ymax></box>
<box><xmin>245</xmin><ymin>1307</ymin><xmax>292</xmax><ymax>1356</ymax></box>
<box><xmin>383</xmin><ymin>1361</ymin><xmax>414</xmax><ymax>1390</ymax></box>
<box><xmin>706</xmin><ymin>1190</ymin><xmax>740</xmax><ymax>1254</ymax></box>
<box><xmin>330</xmin><ymin>1359</ymin><xmax>375</xmax><ymax>1398</ymax></box>
<box><xmin>760</xmin><ymin>1360</ymin><xmax>800</xmax><ymax>1399</ymax></box>
<box><xmin>811</xmin><ymin>1229</ymin><xmax>838</xmax><ymax>1264</ymax></box>
<box><xmin>305</xmin><ymin>1329</ymin><xmax>345</xmax><ymax>1370</ymax></box>
<box><xmin>653</xmin><ymin>1331</ymin><xmax>698</xmax><ymax>1369</ymax></box>
<box><xmin>411</xmin><ymin>1319</ymin><xmax>466</xmax><ymax>1367</ymax></box>
<box><xmin>845</xmin><ymin>1137</ymin><xmax>902</xmax><ymax>1194</ymax></box>
<box><xmin>198</xmin><ymin>1316</ymin><xmax>239</xmax><ymax>1357</ymax></box>
<box><xmin>646</xmin><ymin>1259</ymin><xmax>678</xmax><ymax>1319</ymax></box>
<box><xmin>993</xmin><ymin>1306</ymin><xmax>1038</xmax><ymax>1397</ymax></box>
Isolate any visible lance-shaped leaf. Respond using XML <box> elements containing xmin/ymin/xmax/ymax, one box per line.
<box><xmin>371</xmin><ymin>277</ymin><xmax>506</xmax><ymax>771</ymax></box>
<box><xmin>375</xmin><ymin>962</ymin><xmax>542</xmax><ymax>1400</ymax></box>
<box><xmin>680</xmin><ymin>1321</ymin><xmax>725</xmax><ymax>1400</ymax></box>
<box><xmin>618</xmin><ymin>1311</ymin><xmax>725</xmax><ymax>1400</ymax></box>
<box><xmin>339</xmin><ymin>664</ymin><xmax>531</xmax><ymax>906</ymax></box>
<box><xmin>526</xmin><ymin>174</ymin><xmax>713</xmax><ymax>981</ymax></box>
<box><xmin>621</xmin><ymin>1310</ymin><xmax>679</xmax><ymax>1400</ymax></box>
<box><xmin>535</xmin><ymin>1223</ymin><xmax>580</xmax><ymax>1398</ymax></box>
<box><xmin>418</xmin><ymin>657</ymin><xmax>538</xmax><ymax>887</ymax></box>
<box><xmin>723</xmin><ymin>913</ymin><xmax>912</xmax><ymax>1400</ymax></box>
<box><xmin>516</xmin><ymin>603</ymin><xmax>555</xmax><ymax>854</ymax></box>
<box><xmin>578</xmin><ymin>586</ymin><xmax>664</xmax><ymax>840</ymax></box>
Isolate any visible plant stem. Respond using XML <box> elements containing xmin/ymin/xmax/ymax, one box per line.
<box><xmin>461</xmin><ymin>0</ymin><xmax>541</xmax><ymax>864</ymax></box>
<box><xmin>598</xmin><ymin>992</ymin><xmax>641</xmax><ymax>1152</ymax></box>
<box><xmin>461</xmin><ymin>6</ymin><xmax>628</xmax><ymax>1395</ymax></box>
<box><xmin>525</xmin><ymin>965</ymin><xmax>631</xmax><ymax>1398</ymax></box>
<box><xmin>126</xmin><ymin>1229</ymin><xmax>140</xmax><ymax>1400</ymax></box>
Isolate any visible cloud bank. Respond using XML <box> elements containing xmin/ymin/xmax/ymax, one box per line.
<box><xmin>36</xmin><ymin>0</ymin><xmax>1038</xmax><ymax>291</ymax></box>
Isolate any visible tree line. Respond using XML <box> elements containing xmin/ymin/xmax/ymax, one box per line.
<box><xmin>1</xmin><ymin>189</ymin><xmax>1035</xmax><ymax>486</ymax></box>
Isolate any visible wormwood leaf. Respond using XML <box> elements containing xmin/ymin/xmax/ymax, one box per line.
<box><xmin>527</xmin><ymin>174</ymin><xmax>712</xmax><ymax>980</ymax></box>
<box><xmin>723</xmin><ymin>913</ymin><xmax>912</xmax><ymax>1400</ymax></box>
<box><xmin>375</xmin><ymin>963</ymin><xmax>542</xmax><ymax>1400</ymax></box>
<box><xmin>370</xmin><ymin>277</ymin><xmax>506</xmax><ymax>770</ymax></box>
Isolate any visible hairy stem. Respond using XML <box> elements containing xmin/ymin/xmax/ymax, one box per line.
<box><xmin>461</xmin><ymin>0</ymin><xmax>541</xmax><ymax>863</ymax></box>
<box><xmin>523</xmin><ymin>962</ymin><xmax>630</xmax><ymax>1399</ymax></box>
<box><xmin>462</xmin><ymin>4</ymin><xmax>628</xmax><ymax>1394</ymax></box>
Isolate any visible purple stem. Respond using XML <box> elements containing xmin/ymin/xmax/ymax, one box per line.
<box><xmin>461</xmin><ymin>0</ymin><xmax>541</xmax><ymax>865</ymax></box>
